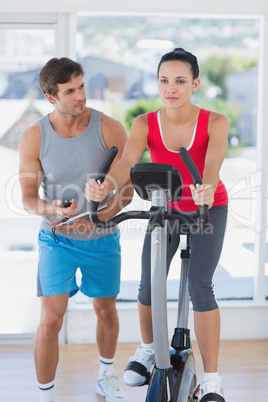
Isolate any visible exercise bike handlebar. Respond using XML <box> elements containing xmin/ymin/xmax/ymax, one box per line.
<box><xmin>89</xmin><ymin>146</ymin><xmax>121</xmax><ymax>226</ymax></box>
<box><xmin>89</xmin><ymin>146</ymin><xmax>152</xmax><ymax>227</ymax></box>
<box><xmin>95</xmin><ymin>145</ymin><xmax>119</xmax><ymax>181</ymax></box>
<box><xmin>179</xmin><ymin>147</ymin><xmax>210</xmax><ymax>231</ymax></box>
<box><xmin>89</xmin><ymin>146</ymin><xmax>209</xmax><ymax>232</ymax></box>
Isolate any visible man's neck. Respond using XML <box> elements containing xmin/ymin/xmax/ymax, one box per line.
<box><xmin>48</xmin><ymin>107</ymin><xmax>91</xmax><ymax>138</ymax></box>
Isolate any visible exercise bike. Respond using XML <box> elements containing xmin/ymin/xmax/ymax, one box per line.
<box><xmin>89</xmin><ymin>146</ymin><xmax>209</xmax><ymax>402</ymax></box>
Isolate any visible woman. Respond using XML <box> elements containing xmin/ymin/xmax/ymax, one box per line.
<box><xmin>85</xmin><ymin>48</ymin><xmax>228</xmax><ymax>402</ymax></box>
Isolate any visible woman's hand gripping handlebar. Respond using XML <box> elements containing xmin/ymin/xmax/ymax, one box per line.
<box><xmin>179</xmin><ymin>147</ymin><xmax>210</xmax><ymax>232</ymax></box>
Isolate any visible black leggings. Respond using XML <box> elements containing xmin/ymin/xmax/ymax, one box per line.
<box><xmin>138</xmin><ymin>205</ymin><xmax>228</xmax><ymax>312</ymax></box>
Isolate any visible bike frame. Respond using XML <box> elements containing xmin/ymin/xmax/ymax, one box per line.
<box><xmin>145</xmin><ymin>189</ymin><xmax>196</xmax><ymax>402</ymax></box>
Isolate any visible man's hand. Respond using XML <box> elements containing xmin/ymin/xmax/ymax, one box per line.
<box><xmin>52</xmin><ymin>199</ymin><xmax>78</xmax><ymax>218</ymax></box>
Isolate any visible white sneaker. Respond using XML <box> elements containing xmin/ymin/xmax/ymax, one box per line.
<box><xmin>124</xmin><ymin>345</ymin><xmax>155</xmax><ymax>387</ymax></box>
<box><xmin>96</xmin><ymin>370</ymin><xmax>129</xmax><ymax>402</ymax></box>
<box><xmin>199</xmin><ymin>377</ymin><xmax>225</xmax><ymax>402</ymax></box>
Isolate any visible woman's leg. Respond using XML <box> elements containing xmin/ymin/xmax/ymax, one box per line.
<box><xmin>194</xmin><ymin>309</ymin><xmax>220</xmax><ymax>372</ymax></box>
<box><xmin>189</xmin><ymin>206</ymin><xmax>227</xmax><ymax>400</ymax></box>
<box><xmin>189</xmin><ymin>206</ymin><xmax>227</xmax><ymax>369</ymax></box>
<box><xmin>138</xmin><ymin>301</ymin><xmax>153</xmax><ymax>344</ymax></box>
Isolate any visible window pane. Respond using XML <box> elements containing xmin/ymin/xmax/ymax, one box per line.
<box><xmin>0</xmin><ymin>28</ymin><xmax>54</xmax><ymax>335</ymax></box>
<box><xmin>76</xmin><ymin>14</ymin><xmax>260</xmax><ymax>303</ymax></box>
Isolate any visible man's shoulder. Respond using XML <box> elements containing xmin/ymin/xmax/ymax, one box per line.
<box><xmin>87</xmin><ymin>107</ymin><xmax>121</xmax><ymax>127</ymax></box>
<box><xmin>22</xmin><ymin>121</ymin><xmax>41</xmax><ymax>140</ymax></box>
<box><xmin>19</xmin><ymin>122</ymin><xmax>41</xmax><ymax>150</ymax></box>
<box><xmin>99</xmin><ymin>112</ymin><xmax>127</xmax><ymax>148</ymax></box>
<box><xmin>101</xmin><ymin>112</ymin><xmax>125</xmax><ymax>131</ymax></box>
<box><xmin>100</xmin><ymin>111</ymin><xmax>116</xmax><ymax>122</ymax></box>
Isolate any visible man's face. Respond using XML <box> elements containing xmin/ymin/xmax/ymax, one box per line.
<box><xmin>50</xmin><ymin>74</ymin><xmax>87</xmax><ymax>117</ymax></box>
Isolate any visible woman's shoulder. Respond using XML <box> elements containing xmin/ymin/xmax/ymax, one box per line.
<box><xmin>205</xmin><ymin>110</ymin><xmax>229</xmax><ymax>137</ymax></box>
<box><xmin>136</xmin><ymin>109</ymin><xmax>161</xmax><ymax>124</ymax></box>
<box><xmin>129</xmin><ymin>113</ymin><xmax>150</xmax><ymax>142</ymax></box>
<box><xmin>133</xmin><ymin>112</ymin><xmax>150</xmax><ymax>127</ymax></box>
<box><xmin>206</xmin><ymin>109</ymin><xmax>229</xmax><ymax>127</ymax></box>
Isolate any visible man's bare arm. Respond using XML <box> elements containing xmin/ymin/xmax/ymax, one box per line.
<box><xmin>18</xmin><ymin>124</ymin><xmax>77</xmax><ymax>218</ymax></box>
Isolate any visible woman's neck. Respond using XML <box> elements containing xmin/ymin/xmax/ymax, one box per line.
<box><xmin>161</xmin><ymin>104</ymin><xmax>200</xmax><ymax>126</ymax></box>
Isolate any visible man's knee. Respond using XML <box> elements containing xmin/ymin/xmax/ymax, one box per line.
<box><xmin>38</xmin><ymin>294</ymin><xmax>69</xmax><ymax>341</ymax></box>
<box><xmin>94</xmin><ymin>299</ymin><xmax>118</xmax><ymax>325</ymax></box>
<box><xmin>39</xmin><ymin>312</ymin><xmax>64</xmax><ymax>342</ymax></box>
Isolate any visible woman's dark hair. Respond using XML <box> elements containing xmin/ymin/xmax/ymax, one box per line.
<box><xmin>39</xmin><ymin>57</ymin><xmax>84</xmax><ymax>97</ymax></box>
<box><xmin>157</xmin><ymin>48</ymin><xmax>199</xmax><ymax>79</ymax></box>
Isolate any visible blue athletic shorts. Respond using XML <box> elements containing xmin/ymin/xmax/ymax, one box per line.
<box><xmin>37</xmin><ymin>229</ymin><xmax>121</xmax><ymax>298</ymax></box>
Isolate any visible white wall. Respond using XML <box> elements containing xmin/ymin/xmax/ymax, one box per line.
<box><xmin>1</xmin><ymin>0</ymin><xmax>268</xmax><ymax>15</ymax></box>
<box><xmin>65</xmin><ymin>302</ymin><xmax>268</xmax><ymax>344</ymax></box>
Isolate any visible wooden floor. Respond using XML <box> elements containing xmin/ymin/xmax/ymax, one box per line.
<box><xmin>0</xmin><ymin>340</ymin><xmax>267</xmax><ymax>401</ymax></box>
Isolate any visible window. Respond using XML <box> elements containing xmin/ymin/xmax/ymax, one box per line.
<box><xmin>1</xmin><ymin>12</ymin><xmax>266</xmax><ymax>344</ymax></box>
<box><xmin>0</xmin><ymin>24</ymin><xmax>55</xmax><ymax>337</ymax></box>
<box><xmin>75</xmin><ymin>14</ymin><xmax>266</xmax><ymax>304</ymax></box>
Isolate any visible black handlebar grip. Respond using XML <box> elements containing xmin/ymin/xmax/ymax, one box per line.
<box><xmin>199</xmin><ymin>205</ymin><xmax>210</xmax><ymax>233</ymax></box>
<box><xmin>95</xmin><ymin>146</ymin><xmax>118</xmax><ymax>183</ymax></box>
<box><xmin>178</xmin><ymin>147</ymin><xmax>202</xmax><ymax>187</ymax></box>
<box><xmin>179</xmin><ymin>147</ymin><xmax>209</xmax><ymax>232</ymax></box>
<box><xmin>90</xmin><ymin>146</ymin><xmax>118</xmax><ymax>226</ymax></box>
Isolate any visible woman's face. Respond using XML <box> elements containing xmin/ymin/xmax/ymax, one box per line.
<box><xmin>158</xmin><ymin>61</ymin><xmax>200</xmax><ymax>109</ymax></box>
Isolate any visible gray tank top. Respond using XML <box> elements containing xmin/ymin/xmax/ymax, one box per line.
<box><xmin>38</xmin><ymin>108</ymin><xmax>117</xmax><ymax>241</ymax></box>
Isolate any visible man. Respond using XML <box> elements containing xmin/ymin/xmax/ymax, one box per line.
<box><xmin>19</xmin><ymin>57</ymin><xmax>133</xmax><ymax>402</ymax></box>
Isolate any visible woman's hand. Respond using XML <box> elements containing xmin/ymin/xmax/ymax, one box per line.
<box><xmin>84</xmin><ymin>179</ymin><xmax>108</xmax><ymax>203</ymax></box>
<box><xmin>190</xmin><ymin>184</ymin><xmax>214</xmax><ymax>209</ymax></box>
<box><xmin>52</xmin><ymin>199</ymin><xmax>78</xmax><ymax>218</ymax></box>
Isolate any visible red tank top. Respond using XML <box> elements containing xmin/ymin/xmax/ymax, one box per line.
<box><xmin>147</xmin><ymin>108</ymin><xmax>228</xmax><ymax>212</ymax></box>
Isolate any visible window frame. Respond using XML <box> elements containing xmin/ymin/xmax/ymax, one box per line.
<box><xmin>0</xmin><ymin>10</ymin><xmax>267</xmax><ymax>344</ymax></box>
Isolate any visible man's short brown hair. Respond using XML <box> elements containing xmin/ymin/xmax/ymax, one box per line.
<box><xmin>39</xmin><ymin>57</ymin><xmax>84</xmax><ymax>97</ymax></box>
